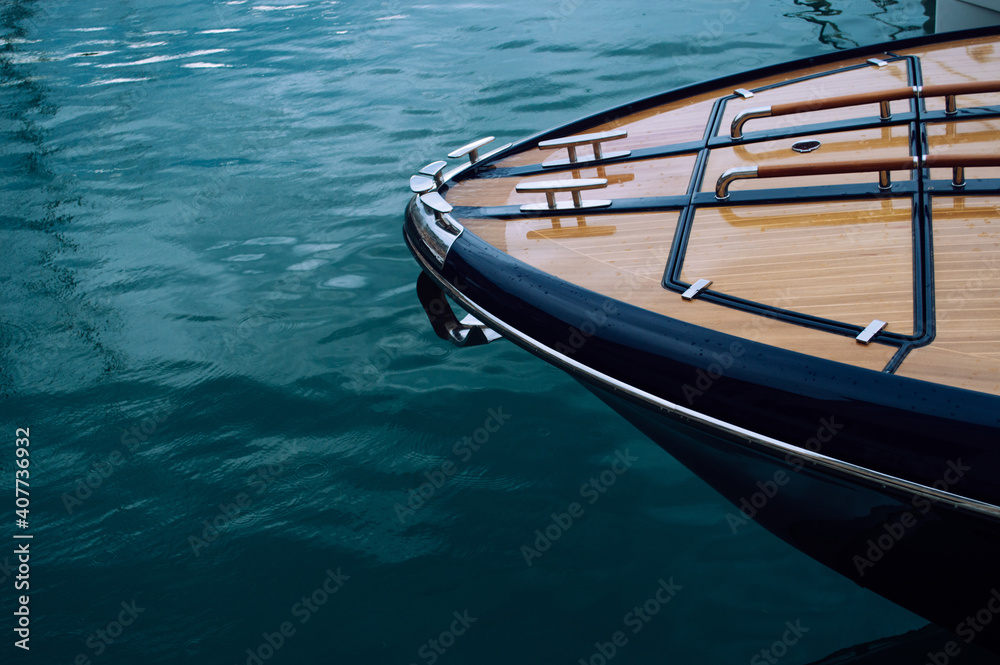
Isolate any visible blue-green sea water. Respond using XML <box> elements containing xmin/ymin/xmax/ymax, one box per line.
<box><xmin>3</xmin><ymin>0</ymin><xmax>988</xmax><ymax>663</ymax></box>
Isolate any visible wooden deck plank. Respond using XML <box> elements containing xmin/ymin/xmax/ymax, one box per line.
<box><xmin>448</xmin><ymin>125</ymin><xmax>916</xmax><ymax>208</ymax></box>
<box><xmin>493</xmin><ymin>95</ymin><xmax>717</xmax><ymax>168</ymax></box>
<box><xmin>492</xmin><ymin>57</ymin><xmax>913</xmax><ymax>170</ymax></box>
<box><xmin>681</xmin><ymin>199</ymin><xmax>914</xmax><ymax>333</ymax></box>
<box><xmin>895</xmin><ymin>346</ymin><xmax>1000</xmax><ymax>396</ymax></box>
<box><xmin>716</xmin><ymin>60</ymin><xmax>912</xmax><ymax>138</ymax></box>
<box><xmin>927</xmin><ymin>119</ymin><xmax>1000</xmax><ymax>181</ymax></box>
<box><xmin>445</xmin><ymin>155</ymin><xmax>697</xmax><ymax>208</ymax></box>
<box><xmin>461</xmin><ymin>211</ymin><xmax>897</xmax><ymax>371</ymax></box>
<box><xmin>445</xmin><ymin>34</ymin><xmax>1000</xmax><ymax>394</ymax></box>
<box><xmin>896</xmin><ymin>196</ymin><xmax>1000</xmax><ymax>394</ymax></box>
<box><xmin>701</xmin><ymin>125</ymin><xmax>913</xmax><ymax>194</ymax></box>
<box><xmin>898</xmin><ymin>35</ymin><xmax>1000</xmax><ymax>112</ymax></box>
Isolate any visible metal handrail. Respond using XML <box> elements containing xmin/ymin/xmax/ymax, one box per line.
<box><xmin>730</xmin><ymin>80</ymin><xmax>1000</xmax><ymax>139</ymax></box>
<box><xmin>715</xmin><ymin>154</ymin><xmax>1000</xmax><ymax>199</ymax></box>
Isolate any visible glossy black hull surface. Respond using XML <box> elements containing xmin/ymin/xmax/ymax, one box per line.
<box><xmin>404</xmin><ymin>209</ymin><xmax>1000</xmax><ymax>652</ymax></box>
<box><xmin>404</xmin><ymin>208</ymin><xmax>1000</xmax><ymax>652</ymax></box>
<box><xmin>585</xmin><ymin>382</ymin><xmax>1000</xmax><ymax>654</ymax></box>
<box><xmin>435</xmin><ymin>223</ymin><xmax>1000</xmax><ymax>503</ymax></box>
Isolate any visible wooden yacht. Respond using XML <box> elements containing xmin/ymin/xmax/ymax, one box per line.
<box><xmin>404</xmin><ymin>26</ymin><xmax>1000</xmax><ymax>651</ymax></box>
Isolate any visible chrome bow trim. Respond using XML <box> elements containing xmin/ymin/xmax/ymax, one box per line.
<box><xmin>406</xmin><ymin>194</ymin><xmax>463</xmax><ymax>270</ymax></box>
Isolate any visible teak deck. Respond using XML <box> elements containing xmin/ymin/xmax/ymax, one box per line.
<box><xmin>443</xmin><ymin>34</ymin><xmax>1000</xmax><ymax>396</ymax></box>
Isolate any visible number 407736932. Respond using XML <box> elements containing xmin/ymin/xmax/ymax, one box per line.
<box><xmin>15</xmin><ymin>428</ymin><xmax>30</xmax><ymax>529</ymax></box>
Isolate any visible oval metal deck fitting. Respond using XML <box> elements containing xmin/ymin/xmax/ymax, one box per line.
<box><xmin>792</xmin><ymin>140</ymin><xmax>822</xmax><ymax>153</ymax></box>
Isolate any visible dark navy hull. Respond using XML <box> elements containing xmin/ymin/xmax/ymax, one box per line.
<box><xmin>585</xmin><ymin>382</ymin><xmax>1000</xmax><ymax>654</ymax></box>
<box><xmin>404</xmin><ymin>212</ymin><xmax>1000</xmax><ymax>653</ymax></box>
<box><xmin>435</xmin><ymin>224</ymin><xmax>1000</xmax><ymax>505</ymax></box>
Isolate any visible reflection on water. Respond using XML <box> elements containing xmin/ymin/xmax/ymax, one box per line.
<box><xmin>786</xmin><ymin>0</ymin><xmax>932</xmax><ymax>49</ymax></box>
<box><xmin>1</xmin><ymin>1</ymin><xmax>122</xmax><ymax>401</ymax></box>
